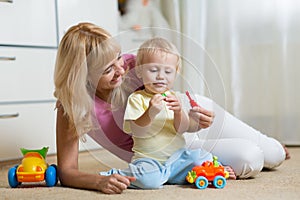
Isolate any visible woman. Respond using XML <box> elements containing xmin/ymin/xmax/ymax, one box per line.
<box><xmin>54</xmin><ymin>22</ymin><xmax>139</xmax><ymax>194</ymax></box>
<box><xmin>54</xmin><ymin>22</ymin><xmax>288</xmax><ymax>194</ymax></box>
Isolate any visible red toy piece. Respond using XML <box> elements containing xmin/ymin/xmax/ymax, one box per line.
<box><xmin>186</xmin><ymin>156</ymin><xmax>229</xmax><ymax>189</ymax></box>
<box><xmin>185</xmin><ymin>91</ymin><xmax>200</xmax><ymax>107</ymax></box>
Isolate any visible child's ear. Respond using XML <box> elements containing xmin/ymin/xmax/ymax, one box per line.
<box><xmin>176</xmin><ymin>65</ymin><xmax>181</xmax><ymax>73</ymax></box>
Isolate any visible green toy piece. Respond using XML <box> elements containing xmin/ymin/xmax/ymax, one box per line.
<box><xmin>20</xmin><ymin>147</ymin><xmax>49</xmax><ymax>159</ymax></box>
<box><xmin>213</xmin><ymin>155</ymin><xmax>219</xmax><ymax>167</ymax></box>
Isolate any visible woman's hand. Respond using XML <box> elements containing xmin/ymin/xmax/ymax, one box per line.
<box><xmin>99</xmin><ymin>174</ymin><xmax>136</xmax><ymax>194</ymax></box>
<box><xmin>188</xmin><ymin>106</ymin><xmax>215</xmax><ymax>131</ymax></box>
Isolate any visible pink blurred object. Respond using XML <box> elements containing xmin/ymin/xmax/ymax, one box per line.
<box><xmin>185</xmin><ymin>91</ymin><xmax>200</xmax><ymax>107</ymax></box>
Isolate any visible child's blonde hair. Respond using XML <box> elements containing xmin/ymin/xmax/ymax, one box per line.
<box><xmin>136</xmin><ymin>37</ymin><xmax>181</xmax><ymax>73</ymax></box>
<box><xmin>54</xmin><ymin>22</ymin><xmax>123</xmax><ymax>138</ymax></box>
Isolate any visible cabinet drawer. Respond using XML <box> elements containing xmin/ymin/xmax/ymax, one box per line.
<box><xmin>0</xmin><ymin>102</ymin><xmax>56</xmax><ymax>161</ymax></box>
<box><xmin>0</xmin><ymin>47</ymin><xmax>56</xmax><ymax>102</ymax></box>
<box><xmin>0</xmin><ymin>0</ymin><xmax>57</xmax><ymax>47</ymax></box>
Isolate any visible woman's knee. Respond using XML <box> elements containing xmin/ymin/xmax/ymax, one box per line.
<box><xmin>236</xmin><ymin>145</ymin><xmax>264</xmax><ymax>179</ymax></box>
<box><xmin>216</xmin><ymin>139</ymin><xmax>264</xmax><ymax>179</ymax></box>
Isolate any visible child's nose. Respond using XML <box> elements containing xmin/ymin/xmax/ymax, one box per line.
<box><xmin>156</xmin><ymin>71</ymin><xmax>164</xmax><ymax>79</ymax></box>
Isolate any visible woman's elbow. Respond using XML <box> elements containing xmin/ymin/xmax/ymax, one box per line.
<box><xmin>56</xmin><ymin>166</ymin><xmax>74</xmax><ymax>187</ymax></box>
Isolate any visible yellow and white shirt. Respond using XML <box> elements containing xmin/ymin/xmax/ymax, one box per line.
<box><xmin>123</xmin><ymin>90</ymin><xmax>186</xmax><ymax>163</ymax></box>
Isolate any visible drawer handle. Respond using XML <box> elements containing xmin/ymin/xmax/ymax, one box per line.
<box><xmin>0</xmin><ymin>0</ymin><xmax>13</xmax><ymax>3</ymax></box>
<box><xmin>0</xmin><ymin>56</ymin><xmax>16</xmax><ymax>61</ymax></box>
<box><xmin>0</xmin><ymin>113</ymin><xmax>19</xmax><ymax>119</ymax></box>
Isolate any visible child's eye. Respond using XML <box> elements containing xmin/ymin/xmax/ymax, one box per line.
<box><xmin>165</xmin><ymin>69</ymin><xmax>174</xmax><ymax>74</ymax></box>
<box><xmin>149</xmin><ymin>68</ymin><xmax>158</xmax><ymax>72</ymax></box>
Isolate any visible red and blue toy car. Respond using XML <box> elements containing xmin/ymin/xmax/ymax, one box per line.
<box><xmin>186</xmin><ymin>156</ymin><xmax>229</xmax><ymax>189</ymax></box>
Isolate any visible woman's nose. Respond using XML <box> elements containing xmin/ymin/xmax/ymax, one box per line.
<box><xmin>114</xmin><ymin>64</ymin><xmax>125</xmax><ymax>76</ymax></box>
<box><xmin>113</xmin><ymin>57</ymin><xmax>125</xmax><ymax>74</ymax></box>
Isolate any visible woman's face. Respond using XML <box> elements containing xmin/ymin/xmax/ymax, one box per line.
<box><xmin>96</xmin><ymin>54</ymin><xmax>125</xmax><ymax>92</ymax></box>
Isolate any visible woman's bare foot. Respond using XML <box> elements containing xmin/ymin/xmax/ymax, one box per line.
<box><xmin>283</xmin><ymin>144</ymin><xmax>291</xmax><ymax>160</ymax></box>
<box><xmin>224</xmin><ymin>166</ymin><xmax>236</xmax><ymax>180</ymax></box>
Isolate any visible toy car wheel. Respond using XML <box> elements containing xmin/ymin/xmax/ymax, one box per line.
<box><xmin>8</xmin><ymin>165</ymin><xmax>20</xmax><ymax>188</ymax></box>
<box><xmin>45</xmin><ymin>164</ymin><xmax>58</xmax><ymax>187</ymax></box>
<box><xmin>50</xmin><ymin>163</ymin><xmax>58</xmax><ymax>185</ymax></box>
<box><xmin>195</xmin><ymin>176</ymin><xmax>208</xmax><ymax>189</ymax></box>
<box><xmin>213</xmin><ymin>175</ymin><xmax>226</xmax><ymax>189</ymax></box>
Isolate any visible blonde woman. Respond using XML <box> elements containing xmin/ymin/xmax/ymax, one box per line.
<box><xmin>54</xmin><ymin>22</ymin><xmax>140</xmax><ymax>194</ymax></box>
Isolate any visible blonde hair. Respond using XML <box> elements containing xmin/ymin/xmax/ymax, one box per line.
<box><xmin>136</xmin><ymin>37</ymin><xmax>181</xmax><ymax>72</ymax></box>
<box><xmin>54</xmin><ymin>22</ymin><xmax>121</xmax><ymax>138</ymax></box>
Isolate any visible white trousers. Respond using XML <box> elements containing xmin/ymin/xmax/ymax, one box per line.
<box><xmin>182</xmin><ymin>95</ymin><xmax>286</xmax><ymax>178</ymax></box>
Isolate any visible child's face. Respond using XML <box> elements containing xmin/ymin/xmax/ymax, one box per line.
<box><xmin>139</xmin><ymin>51</ymin><xmax>178</xmax><ymax>94</ymax></box>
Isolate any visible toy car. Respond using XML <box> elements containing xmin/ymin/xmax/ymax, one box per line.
<box><xmin>186</xmin><ymin>156</ymin><xmax>229</xmax><ymax>189</ymax></box>
<box><xmin>8</xmin><ymin>147</ymin><xmax>58</xmax><ymax>188</ymax></box>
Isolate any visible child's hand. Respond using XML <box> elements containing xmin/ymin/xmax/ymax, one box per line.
<box><xmin>148</xmin><ymin>94</ymin><xmax>165</xmax><ymax>117</ymax></box>
<box><xmin>165</xmin><ymin>94</ymin><xmax>189</xmax><ymax>134</ymax></box>
<box><xmin>164</xmin><ymin>94</ymin><xmax>182</xmax><ymax>114</ymax></box>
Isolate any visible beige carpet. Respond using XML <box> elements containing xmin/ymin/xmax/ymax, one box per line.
<box><xmin>1</xmin><ymin>147</ymin><xmax>299</xmax><ymax>200</ymax></box>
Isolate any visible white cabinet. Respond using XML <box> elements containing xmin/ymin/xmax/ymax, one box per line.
<box><xmin>57</xmin><ymin>0</ymin><xmax>118</xmax><ymax>41</ymax></box>
<box><xmin>0</xmin><ymin>47</ymin><xmax>56</xmax><ymax>102</ymax></box>
<box><xmin>0</xmin><ymin>103</ymin><xmax>56</xmax><ymax>161</ymax></box>
<box><xmin>0</xmin><ymin>0</ymin><xmax>57</xmax><ymax>47</ymax></box>
<box><xmin>0</xmin><ymin>0</ymin><xmax>57</xmax><ymax>160</ymax></box>
<box><xmin>0</xmin><ymin>0</ymin><xmax>119</xmax><ymax>160</ymax></box>
<box><xmin>0</xmin><ymin>47</ymin><xmax>56</xmax><ymax>160</ymax></box>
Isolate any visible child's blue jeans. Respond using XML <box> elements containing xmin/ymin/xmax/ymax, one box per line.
<box><xmin>99</xmin><ymin>148</ymin><xmax>213</xmax><ymax>189</ymax></box>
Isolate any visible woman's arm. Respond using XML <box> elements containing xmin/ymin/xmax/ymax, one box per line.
<box><xmin>56</xmin><ymin>105</ymin><xmax>134</xmax><ymax>194</ymax></box>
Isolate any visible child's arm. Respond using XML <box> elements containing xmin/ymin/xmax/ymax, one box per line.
<box><xmin>129</xmin><ymin>94</ymin><xmax>165</xmax><ymax>137</ymax></box>
<box><xmin>165</xmin><ymin>94</ymin><xmax>189</xmax><ymax>134</ymax></box>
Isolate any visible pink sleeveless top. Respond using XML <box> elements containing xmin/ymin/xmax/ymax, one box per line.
<box><xmin>88</xmin><ymin>54</ymin><xmax>142</xmax><ymax>162</ymax></box>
